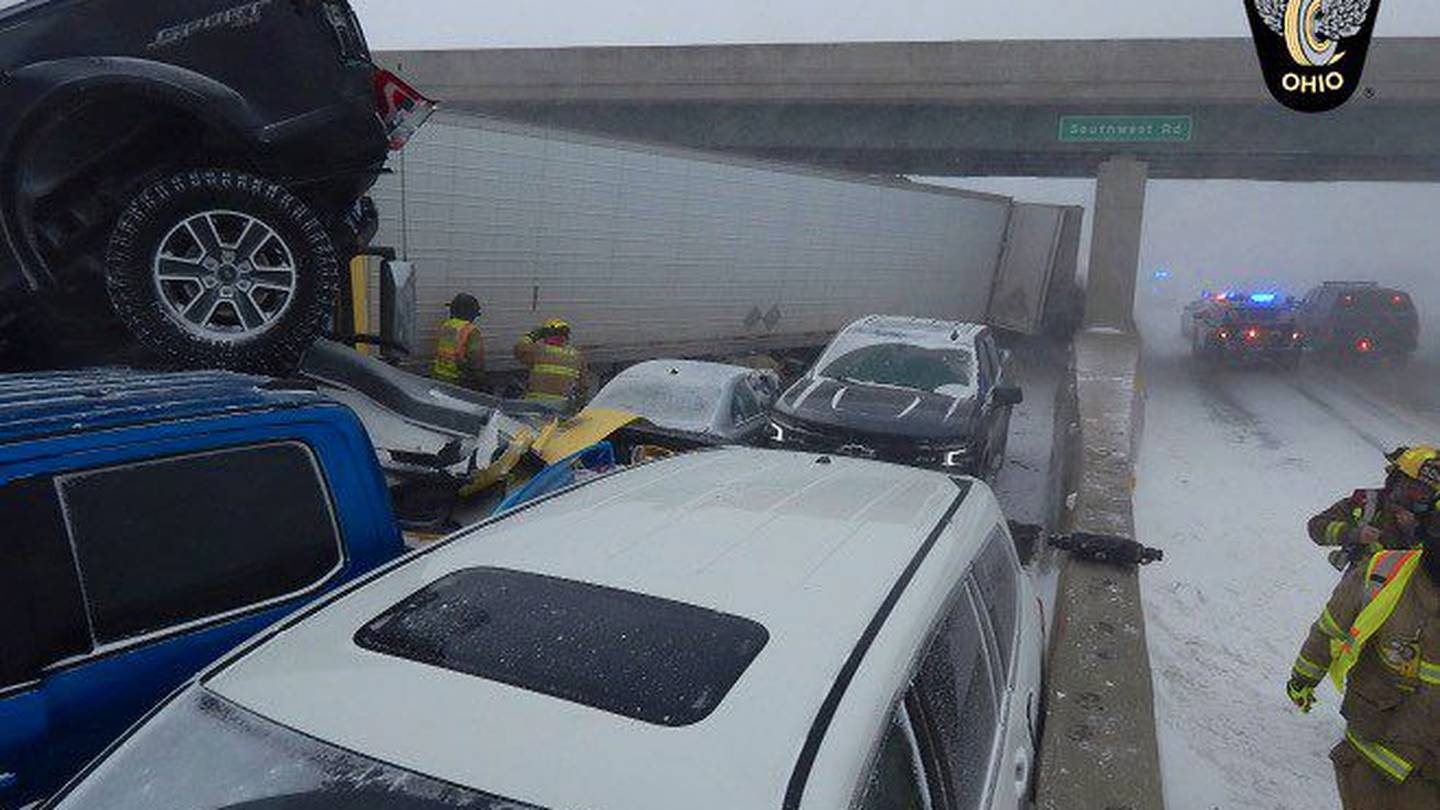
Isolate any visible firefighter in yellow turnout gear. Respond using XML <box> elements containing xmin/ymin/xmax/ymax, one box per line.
<box><xmin>431</xmin><ymin>294</ymin><xmax>485</xmax><ymax>389</ymax></box>
<box><xmin>1308</xmin><ymin>446</ymin><xmax>1440</xmax><ymax>570</ymax></box>
<box><xmin>1289</xmin><ymin>447</ymin><xmax>1440</xmax><ymax>808</ymax></box>
<box><xmin>513</xmin><ymin>318</ymin><xmax>586</xmax><ymax>409</ymax></box>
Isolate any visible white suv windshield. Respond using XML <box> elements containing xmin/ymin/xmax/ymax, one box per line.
<box><xmin>51</xmin><ymin>687</ymin><xmax>541</xmax><ymax>810</ymax></box>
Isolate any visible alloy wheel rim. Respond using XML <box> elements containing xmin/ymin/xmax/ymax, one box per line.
<box><xmin>151</xmin><ymin>210</ymin><xmax>297</xmax><ymax>343</ymax></box>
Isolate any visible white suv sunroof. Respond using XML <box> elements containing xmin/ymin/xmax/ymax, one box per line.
<box><xmin>353</xmin><ymin>567</ymin><xmax>770</xmax><ymax>726</ymax></box>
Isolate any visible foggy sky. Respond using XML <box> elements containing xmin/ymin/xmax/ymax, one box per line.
<box><xmin>937</xmin><ymin>177</ymin><xmax>1440</xmax><ymax>334</ymax></box>
<box><xmin>352</xmin><ymin>0</ymin><xmax>1440</xmax><ymax>50</ymax></box>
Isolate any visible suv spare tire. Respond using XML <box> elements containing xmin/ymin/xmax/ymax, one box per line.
<box><xmin>105</xmin><ymin>169</ymin><xmax>338</xmax><ymax>373</ymax></box>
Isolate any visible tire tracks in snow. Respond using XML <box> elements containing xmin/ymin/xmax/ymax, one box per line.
<box><xmin>1285</xmin><ymin>365</ymin><xmax>1440</xmax><ymax>454</ymax></box>
<box><xmin>1284</xmin><ymin>374</ymin><xmax>1392</xmax><ymax>453</ymax></box>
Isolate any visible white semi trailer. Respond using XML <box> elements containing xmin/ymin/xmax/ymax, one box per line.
<box><xmin>368</xmin><ymin>112</ymin><xmax>1080</xmax><ymax>372</ymax></box>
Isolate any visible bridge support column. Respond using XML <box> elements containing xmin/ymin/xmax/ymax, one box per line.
<box><xmin>1084</xmin><ymin>157</ymin><xmax>1148</xmax><ymax>332</ymax></box>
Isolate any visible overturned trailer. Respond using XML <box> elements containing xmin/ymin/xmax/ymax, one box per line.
<box><xmin>367</xmin><ymin>112</ymin><xmax>1081</xmax><ymax>373</ymax></box>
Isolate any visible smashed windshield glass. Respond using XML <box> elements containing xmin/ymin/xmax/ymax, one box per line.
<box><xmin>820</xmin><ymin>343</ymin><xmax>973</xmax><ymax>395</ymax></box>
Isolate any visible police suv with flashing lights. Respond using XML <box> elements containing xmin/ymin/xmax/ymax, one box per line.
<box><xmin>47</xmin><ymin>447</ymin><xmax>1045</xmax><ymax>810</ymax></box>
<box><xmin>1184</xmin><ymin>290</ymin><xmax>1304</xmax><ymax>369</ymax></box>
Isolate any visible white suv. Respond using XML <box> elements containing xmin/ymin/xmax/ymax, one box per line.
<box><xmin>48</xmin><ymin>447</ymin><xmax>1044</xmax><ymax>810</ymax></box>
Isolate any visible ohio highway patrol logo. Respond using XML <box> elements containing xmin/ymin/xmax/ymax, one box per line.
<box><xmin>1244</xmin><ymin>0</ymin><xmax>1382</xmax><ymax>112</ymax></box>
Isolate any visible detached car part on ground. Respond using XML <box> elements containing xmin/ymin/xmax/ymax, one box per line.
<box><xmin>0</xmin><ymin>369</ymin><xmax>407</xmax><ymax>806</ymax></box>
<box><xmin>0</xmin><ymin>0</ymin><xmax>432</xmax><ymax>373</ymax></box>
<box><xmin>1185</xmin><ymin>291</ymin><xmax>1304</xmax><ymax>369</ymax></box>
<box><xmin>46</xmin><ymin>449</ymin><xmax>1043</xmax><ymax>810</ymax></box>
<box><xmin>769</xmin><ymin>315</ymin><xmax>1022</xmax><ymax>479</ymax></box>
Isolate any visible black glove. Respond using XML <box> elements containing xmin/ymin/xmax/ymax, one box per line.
<box><xmin>1287</xmin><ymin>675</ymin><xmax>1317</xmax><ymax>713</ymax></box>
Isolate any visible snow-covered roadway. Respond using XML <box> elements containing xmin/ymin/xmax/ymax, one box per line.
<box><xmin>1135</xmin><ymin>321</ymin><xmax>1440</xmax><ymax>810</ymax></box>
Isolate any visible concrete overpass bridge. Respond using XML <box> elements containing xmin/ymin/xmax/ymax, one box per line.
<box><xmin>374</xmin><ymin>37</ymin><xmax>1440</xmax><ymax>327</ymax></box>
<box><xmin>377</xmin><ymin>38</ymin><xmax>1440</xmax><ymax>182</ymax></box>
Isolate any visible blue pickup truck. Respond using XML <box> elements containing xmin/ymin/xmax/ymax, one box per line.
<box><xmin>0</xmin><ymin>369</ymin><xmax>407</xmax><ymax>806</ymax></box>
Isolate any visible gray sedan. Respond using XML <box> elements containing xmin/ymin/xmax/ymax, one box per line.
<box><xmin>589</xmin><ymin>359</ymin><xmax>779</xmax><ymax>444</ymax></box>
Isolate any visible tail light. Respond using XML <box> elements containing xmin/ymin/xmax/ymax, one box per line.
<box><xmin>374</xmin><ymin>69</ymin><xmax>436</xmax><ymax>151</ymax></box>
<box><xmin>1392</xmin><ymin>294</ymin><xmax>1407</xmax><ymax>306</ymax></box>
<box><xmin>1292</xmin><ymin>330</ymin><xmax>1303</xmax><ymax>342</ymax></box>
<box><xmin>1341</xmin><ymin>295</ymin><xmax>1355</xmax><ymax>306</ymax></box>
<box><xmin>1216</xmin><ymin>328</ymin><xmax>1231</xmax><ymax>341</ymax></box>
<box><xmin>1243</xmin><ymin>327</ymin><xmax>1261</xmax><ymax>342</ymax></box>
<box><xmin>1356</xmin><ymin>337</ymin><xmax>1374</xmax><ymax>353</ymax></box>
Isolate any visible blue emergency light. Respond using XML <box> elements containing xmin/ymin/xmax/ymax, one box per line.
<box><xmin>1249</xmin><ymin>293</ymin><xmax>1277</xmax><ymax>304</ymax></box>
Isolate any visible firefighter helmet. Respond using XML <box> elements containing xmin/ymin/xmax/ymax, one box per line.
<box><xmin>1388</xmin><ymin>446</ymin><xmax>1440</xmax><ymax>491</ymax></box>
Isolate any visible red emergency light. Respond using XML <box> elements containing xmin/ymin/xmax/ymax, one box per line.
<box><xmin>1355</xmin><ymin>337</ymin><xmax>1374</xmax><ymax>353</ymax></box>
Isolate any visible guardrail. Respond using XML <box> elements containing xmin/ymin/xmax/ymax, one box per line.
<box><xmin>1035</xmin><ymin>328</ymin><xmax>1165</xmax><ymax>810</ymax></box>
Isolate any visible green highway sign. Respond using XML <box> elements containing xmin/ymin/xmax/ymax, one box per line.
<box><xmin>1058</xmin><ymin>115</ymin><xmax>1193</xmax><ymax>143</ymax></box>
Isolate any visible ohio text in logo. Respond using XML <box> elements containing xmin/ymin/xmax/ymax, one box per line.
<box><xmin>1244</xmin><ymin>0</ymin><xmax>1382</xmax><ymax>113</ymax></box>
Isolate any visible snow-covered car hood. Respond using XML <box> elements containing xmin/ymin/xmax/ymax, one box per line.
<box><xmin>774</xmin><ymin>375</ymin><xmax>977</xmax><ymax>440</ymax></box>
<box><xmin>589</xmin><ymin>359</ymin><xmax>751</xmax><ymax>435</ymax></box>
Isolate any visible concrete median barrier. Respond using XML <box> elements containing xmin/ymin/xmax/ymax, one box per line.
<box><xmin>1036</xmin><ymin>328</ymin><xmax>1165</xmax><ymax>810</ymax></box>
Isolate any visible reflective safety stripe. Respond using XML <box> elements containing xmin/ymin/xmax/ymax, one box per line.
<box><xmin>1293</xmin><ymin>655</ymin><xmax>1326</xmax><ymax>681</ymax></box>
<box><xmin>432</xmin><ymin>318</ymin><xmax>476</xmax><ymax>383</ymax></box>
<box><xmin>1367</xmin><ymin>550</ymin><xmax>1414</xmax><ymax>600</ymax></box>
<box><xmin>1346</xmin><ymin>728</ymin><xmax>1415</xmax><ymax>783</ymax></box>
<box><xmin>1330</xmin><ymin>550</ymin><xmax>1424</xmax><ymax>690</ymax></box>
<box><xmin>1317</xmin><ymin>608</ymin><xmax>1347</xmax><ymax>641</ymax></box>
<box><xmin>1420</xmin><ymin>659</ymin><xmax>1440</xmax><ymax>686</ymax></box>
<box><xmin>533</xmin><ymin>363</ymin><xmax>581</xmax><ymax>379</ymax></box>
<box><xmin>1325</xmin><ymin>520</ymin><xmax>1348</xmax><ymax>544</ymax></box>
<box><xmin>525</xmin><ymin>391</ymin><xmax>569</xmax><ymax>403</ymax></box>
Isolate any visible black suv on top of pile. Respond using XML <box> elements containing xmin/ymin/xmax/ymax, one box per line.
<box><xmin>1297</xmin><ymin>281</ymin><xmax>1419</xmax><ymax>364</ymax></box>
<box><xmin>0</xmin><ymin>0</ymin><xmax>430</xmax><ymax>372</ymax></box>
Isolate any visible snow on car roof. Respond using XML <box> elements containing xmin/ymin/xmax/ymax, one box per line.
<box><xmin>589</xmin><ymin>359</ymin><xmax>751</xmax><ymax>433</ymax></box>
<box><xmin>203</xmin><ymin>447</ymin><xmax>993</xmax><ymax>810</ymax></box>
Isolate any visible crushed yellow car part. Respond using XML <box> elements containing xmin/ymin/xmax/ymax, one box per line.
<box><xmin>458</xmin><ymin>425</ymin><xmax>536</xmax><ymax>499</ymax></box>
<box><xmin>459</xmin><ymin>408</ymin><xmax>642</xmax><ymax>499</ymax></box>
<box><xmin>532</xmin><ymin>408</ymin><xmax>642</xmax><ymax>464</ymax></box>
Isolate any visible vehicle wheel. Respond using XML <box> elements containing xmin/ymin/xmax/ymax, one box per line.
<box><xmin>105</xmin><ymin>169</ymin><xmax>338</xmax><ymax>374</ymax></box>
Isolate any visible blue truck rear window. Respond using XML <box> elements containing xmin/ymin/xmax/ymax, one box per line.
<box><xmin>354</xmin><ymin>567</ymin><xmax>769</xmax><ymax>726</ymax></box>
